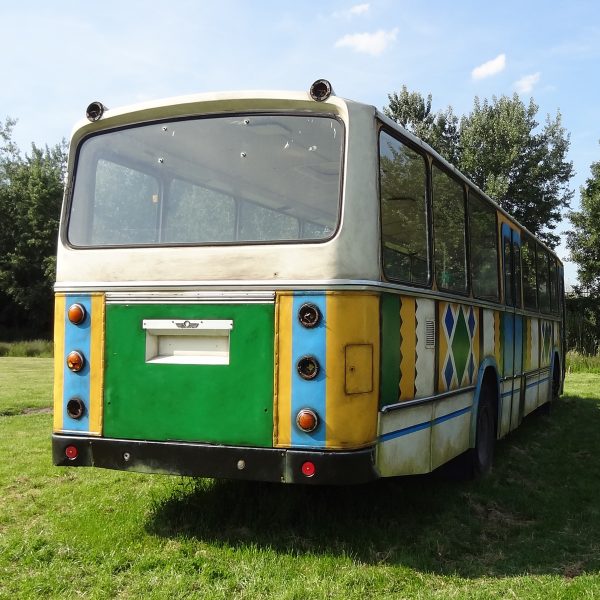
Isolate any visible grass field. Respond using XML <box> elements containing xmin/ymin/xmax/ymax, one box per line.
<box><xmin>1</xmin><ymin>359</ymin><xmax>599</xmax><ymax>599</ymax></box>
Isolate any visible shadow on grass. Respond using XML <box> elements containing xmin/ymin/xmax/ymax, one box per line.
<box><xmin>147</xmin><ymin>394</ymin><xmax>600</xmax><ymax>577</ymax></box>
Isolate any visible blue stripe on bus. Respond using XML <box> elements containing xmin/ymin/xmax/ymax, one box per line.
<box><xmin>62</xmin><ymin>295</ymin><xmax>91</xmax><ymax>432</ymax></box>
<box><xmin>525</xmin><ymin>376</ymin><xmax>549</xmax><ymax>389</ymax></box>
<box><xmin>291</xmin><ymin>294</ymin><xmax>327</xmax><ymax>447</ymax></box>
<box><xmin>379</xmin><ymin>405</ymin><xmax>472</xmax><ymax>443</ymax></box>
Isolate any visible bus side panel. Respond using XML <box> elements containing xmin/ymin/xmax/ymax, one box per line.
<box><xmin>102</xmin><ymin>302</ymin><xmax>275</xmax><ymax>447</ymax></box>
<box><xmin>523</xmin><ymin>316</ymin><xmax>540</xmax><ymax>415</ymax></box>
<box><xmin>274</xmin><ymin>292</ymin><xmax>379</xmax><ymax>450</ymax></box>
<box><xmin>53</xmin><ymin>293</ymin><xmax>105</xmax><ymax>435</ymax></box>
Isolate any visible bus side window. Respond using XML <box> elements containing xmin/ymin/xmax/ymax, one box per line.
<box><xmin>379</xmin><ymin>132</ymin><xmax>429</xmax><ymax>285</ymax></box>
<box><xmin>514</xmin><ymin>242</ymin><xmax>522</xmax><ymax>309</ymax></box>
<box><xmin>537</xmin><ymin>244</ymin><xmax>551</xmax><ymax>313</ymax></box>
<box><xmin>549</xmin><ymin>256</ymin><xmax>559</xmax><ymax>313</ymax></box>
<box><xmin>432</xmin><ymin>166</ymin><xmax>467</xmax><ymax>294</ymax></box>
<box><xmin>522</xmin><ymin>236</ymin><xmax>538</xmax><ymax>310</ymax></box>
<box><xmin>503</xmin><ymin>236</ymin><xmax>514</xmax><ymax>306</ymax></box>
<box><xmin>468</xmin><ymin>192</ymin><xmax>499</xmax><ymax>301</ymax></box>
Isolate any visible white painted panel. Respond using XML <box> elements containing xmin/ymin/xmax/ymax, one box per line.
<box><xmin>431</xmin><ymin>391</ymin><xmax>472</xmax><ymax>470</ymax></box>
<box><xmin>377</xmin><ymin>404</ymin><xmax>433</xmax><ymax>476</ymax></box>
<box><xmin>483</xmin><ymin>309</ymin><xmax>495</xmax><ymax>358</ymax></box>
<box><xmin>499</xmin><ymin>380</ymin><xmax>512</xmax><ymax>437</ymax></box>
<box><xmin>415</xmin><ymin>298</ymin><xmax>436</xmax><ymax>398</ymax></box>
<box><xmin>524</xmin><ymin>373</ymin><xmax>539</xmax><ymax>416</ymax></box>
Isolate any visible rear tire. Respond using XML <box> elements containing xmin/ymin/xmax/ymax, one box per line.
<box><xmin>471</xmin><ymin>392</ymin><xmax>495</xmax><ymax>478</ymax></box>
<box><xmin>448</xmin><ymin>382</ymin><xmax>496</xmax><ymax>480</ymax></box>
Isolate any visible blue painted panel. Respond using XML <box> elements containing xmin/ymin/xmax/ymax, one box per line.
<box><xmin>62</xmin><ymin>295</ymin><xmax>91</xmax><ymax>431</ymax></box>
<box><xmin>291</xmin><ymin>294</ymin><xmax>327</xmax><ymax>447</ymax></box>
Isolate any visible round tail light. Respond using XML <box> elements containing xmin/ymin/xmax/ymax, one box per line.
<box><xmin>66</xmin><ymin>350</ymin><xmax>85</xmax><ymax>372</ymax></box>
<box><xmin>297</xmin><ymin>355</ymin><xmax>320</xmax><ymax>380</ymax></box>
<box><xmin>296</xmin><ymin>408</ymin><xmax>319</xmax><ymax>433</ymax></box>
<box><xmin>66</xmin><ymin>397</ymin><xmax>85</xmax><ymax>419</ymax></box>
<box><xmin>298</xmin><ymin>303</ymin><xmax>321</xmax><ymax>328</ymax></box>
<box><xmin>67</xmin><ymin>303</ymin><xmax>86</xmax><ymax>325</ymax></box>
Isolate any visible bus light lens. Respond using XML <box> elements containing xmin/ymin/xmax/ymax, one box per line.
<box><xmin>67</xmin><ymin>303</ymin><xmax>86</xmax><ymax>325</ymax></box>
<box><xmin>65</xmin><ymin>446</ymin><xmax>78</xmax><ymax>460</ymax></box>
<box><xmin>309</xmin><ymin>79</ymin><xmax>333</xmax><ymax>102</ymax></box>
<box><xmin>66</xmin><ymin>350</ymin><xmax>85</xmax><ymax>372</ymax></box>
<box><xmin>297</xmin><ymin>355</ymin><xmax>319</xmax><ymax>380</ymax></box>
<box><xmin>296</xmin><ymin>408</ymin><xmax>319</xmax><ymax>432</ymax></box>
<box><xmin>66</xmin><ymin>397</ymin><xmax>85</xmax><ymax>419</ymax></box>
<box><xmin>298</xmin><ymin>303</ymin><xmax>321</xmax><ymax>328</ymax></box>
<box><xmin>301</xmin><ymin>461</ymin><xmax>316</xmax><ymax>477</ymax></box>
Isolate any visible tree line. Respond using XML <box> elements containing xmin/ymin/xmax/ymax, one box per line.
<box><xmin>0</xmin><ymin>118</ymin><xmax>66</xmax><ymax>339</ymax></box>
<box><xmin>0</xmin><ymin>88</ymin><xmax>598</xmax><ymax>351</ymax></box>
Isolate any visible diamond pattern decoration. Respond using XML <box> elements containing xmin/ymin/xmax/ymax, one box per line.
<box><xmin>440</xmin><ymin>302</ymin><xmax>478</xmax><ymax>391</ymax></box>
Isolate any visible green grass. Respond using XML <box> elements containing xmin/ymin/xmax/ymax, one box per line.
<box><xmin>1</xmin><ymin>358</ymin><xmax>600</xmax><ymax>598</ymax></box>
<box><xmin>0</xmin><ymin>357</ymin><xmax>53</xmax><ymax>416</ymax></box>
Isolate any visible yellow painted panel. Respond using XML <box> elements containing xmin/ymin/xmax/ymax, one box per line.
<box><xmin>399</xmin><ymin>296</ymin><xmax>416</xmax><ymax>400</ymax></box>
<box><xmin>345</xmin><ymin>344</ymin><xmax>373</xmax><ymax>394</ymax></box>
<box><xmin>53</xmin><ymin>294</ymin><xmax>66</xmax><ymax>432</ymax></box>
<box><xmin>274</xmin><ymin>293</ymin><xmax>293</xmax><ymax>447</ymax></box>
<box><xmin>325</xmin><ymin>293</ymin><xmax>379</xmax><ymax>449</ymax></box>
<box><xmin>88</xmin><ymin>294</ymin><xmax>105</xmax><ymax>435</ymax></box>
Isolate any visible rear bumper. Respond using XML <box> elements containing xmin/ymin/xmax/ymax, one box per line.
<box><xmin>52</xmin><ymin>434</ymin><xmax>379</xmax><ymax>485</ymax></box>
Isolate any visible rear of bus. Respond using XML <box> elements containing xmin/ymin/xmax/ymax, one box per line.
<box><xmin>52</xmin><ymin>87</ymin><xmax>383</xmax><ymax>484</ymax></box>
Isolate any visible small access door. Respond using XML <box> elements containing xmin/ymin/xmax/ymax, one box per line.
<box><xmin>501</xmin><ymin>223</ymin><xmax>524</xmax><ymax>435</ymax></box>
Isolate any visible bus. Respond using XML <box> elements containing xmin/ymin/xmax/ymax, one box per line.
<box><xmin>52</xmin><ymin>80</ymin><xmax>565</xmax><ymax>484</ymax></box>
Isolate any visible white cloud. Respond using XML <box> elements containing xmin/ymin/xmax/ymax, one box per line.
<box><xmin>333</xmin><ymin>3</ymin><xmax>370</xmax><ymax>19</ymax></box>
<box><xmin>349</xmin><ymin>3</ymin><xmax>370</xmax><ymax>16</ymax></box>
<box><xmin>335</xmin><ymin>28</ymin><xmax>398</xmax><ymax>56</ymax></box>
<box><xmin>471</xmin><ymin>54</ymin><xmax>506</xmax><ymax>80</ymax></box>
<box><xmin>514</xmin><ymin>72</ymin><xmax>541</xmax><ymax>94</ymax></box>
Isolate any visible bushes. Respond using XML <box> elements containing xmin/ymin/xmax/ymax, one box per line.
<box><xmin>0</xmin><ymin>340</ymin><xmax>53</xmax><ymax>358</ymax></box>
<box><xmin>566</xmin><ymin>350</ymin><xmax>600</xmax><ymax>374</ymax></box>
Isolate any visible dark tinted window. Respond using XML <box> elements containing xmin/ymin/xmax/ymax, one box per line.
<box><xmin>549</xmin><ymin>256</ymin><xmax>559</xmax><ymax>313</ymax></box>
<box><xmin>468</xmin><ymin>192</ymin><xmax>499</xmax><ymax>301</ymax></box>
<box><xmin>379</xmin><ymin>132</ymin><xmax>429</xmax><ymax>285</ymax></box>
<box><xmin>522</xmin><ymin>236</ymin><xmax>538</xmax><ymax>309</ymax></box>
<box><xmin>537</xmin><ymin>245</ymin><xmax>551</xmax><ymax>313</ymax></box>
<box><xmin>433</xmin><ymin>166</ymin><xmax>467</xmax><ymax>293</ymax></box>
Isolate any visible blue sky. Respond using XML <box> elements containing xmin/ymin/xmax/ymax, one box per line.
<box><xmin>2</xmin><ymin>0</ymin><xmax>599</xmax><ymax>286</ymax></box>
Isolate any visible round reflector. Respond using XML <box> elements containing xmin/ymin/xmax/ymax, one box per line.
<box><xmin>301</xmin><ymin>461</ymin><xmax>316</xmax><ymax>477</ymax></box>
<box><xmin>66</xmin><ymin>350</ymin><xmax>85</xmax><ymax>372</ymax></box>
<box><xmin>67</xmin><ymin>303</ymin><xmax>86</xmax><ymax>325</ymax></box>
<box><xmin>296</xmin><ymin>408</ymin><xmax>319</xmax><ymax>433</ymax></box>
<box><xmin>65</xmin><ymin>445</ymin><xmax>78</xmax><ymax>460</ymax></box>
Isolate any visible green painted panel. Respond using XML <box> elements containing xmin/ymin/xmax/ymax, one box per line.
<box><xmin>103</xmin><ymin>303</ymin><xmax>275</xmax><ymax>447</ymax></box>
<box><xmin>380</xmin><ymin>293</ymin><xmax>400</xmax><ymax>407</ymax></box>
<box><xmin>452</xmin><ymin>307</ymin><xmax>470</xmax><ymax>382</ymax></box>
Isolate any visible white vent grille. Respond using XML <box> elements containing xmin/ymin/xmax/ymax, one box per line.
<box><xmin>425</xmin><ymin>320</ymin><xmax>435</xmax><ymax>349</ymax></box>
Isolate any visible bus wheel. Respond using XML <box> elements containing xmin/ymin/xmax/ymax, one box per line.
<box><xmin>450</xmin><ymin>384</ymin><xmax>496</xmax><ymax>480</ymax></box>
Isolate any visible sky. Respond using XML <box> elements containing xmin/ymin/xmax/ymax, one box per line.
<box><xmin>2</xmin><ymin>0</ymin><xmax>599</xmax><ymax>287</ymax></box>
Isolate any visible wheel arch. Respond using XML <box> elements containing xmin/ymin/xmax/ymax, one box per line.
<box><xmin>469</xmin><ymin>357</ymin><xmax>500</xmax><ymax>448</ymax></box>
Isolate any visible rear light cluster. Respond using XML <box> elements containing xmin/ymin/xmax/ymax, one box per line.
<box><xmin>65</xmin><ymin>303</ymin><xmax>87</xmax><ymax>420</ymax></box>
<box><xmin>295</xmin><ymin>303</ymin><xmax>323</xmax><ymax>479</ymax></box>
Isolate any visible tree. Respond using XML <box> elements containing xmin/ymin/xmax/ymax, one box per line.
<box><xmin>567</xmin><ymin>149</ymin><xmax>600</xmax><ymax>295</ymax></box>
<box><xmin>384</xmin><ymin>89</ymin><xmax>574</xmax><ymax>249</ymax></box>
<box><xmin>0</xmin><ymin>119</ymin><xmax>66</xmax><ymax>338</ymax></box>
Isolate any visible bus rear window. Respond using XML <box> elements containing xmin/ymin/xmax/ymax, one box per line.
<box><xmin>68</xmin><ymin>114</ymin><xmax>343</xmax><ymax>247</ymax></box>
